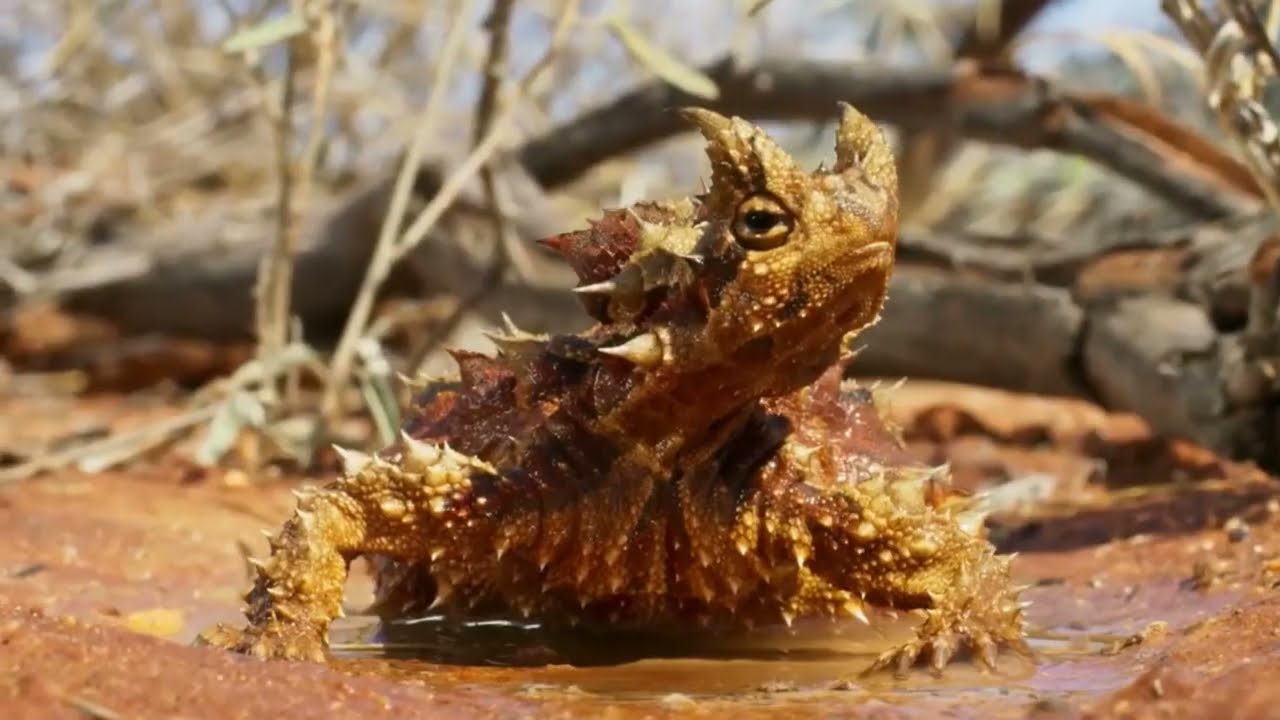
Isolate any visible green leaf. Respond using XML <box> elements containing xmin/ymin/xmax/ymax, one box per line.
<box><xmin>222</xmin><ymin>12</ymin><xmax>307</xmax><ymax>54</ymax></box>
<box><xmin>606</xmin><ymin>18</ymin><xmax>719</xmax><ymax>100</ymax></box>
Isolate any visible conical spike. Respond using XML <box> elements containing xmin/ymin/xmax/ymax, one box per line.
<box><xmin>294</xmin><ymin>509</ymin><xmax>315</xmax><ymax>530</ymax></box>
<box><xmin>400</xmin><ymin>430</ymin><xmax>442</xmax><ymax>467</ymax></box>
<box><xmin>833</xmin><ymin>101</ymin><xmax>896</xmax><ymax>189</ymax></box>
<box><xmin>500</xmin><ymin>312</ymin><xmax>521</xmax><ymax>335</ymax></box>
<box><xmin>428</xmin><ymin>578</ymin><xmax>453</xmax><ymax>610</ymax></box>
<box><xmin>846</xmin><ymin>600</ymin><xmax>870</xmax><ymax>625</ymax></box>
<box><xmin>572</xmin><ymin>279</ymin><xmax>618</xmax><ymax>295</ymax></box>
<box><xmin>332</xmin><ymin>445</ymin><xmax>373</xmax><ymax>476</ymax></box>
<box><xmin>598</xmin><ymin>332</ymin><xmax>664</xmax><ymax>367</ymax></box>
<box><xmin>678</xmin><ymin>106</ymin><xmax>735</xmax><ymax>143</ymax></box>
<box><xmin>678</xmin><ymin>107</ymin><xmax>801</xmax><ymax>195</ymax></box>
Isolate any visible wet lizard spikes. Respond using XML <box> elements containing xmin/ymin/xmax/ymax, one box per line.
<box><xmin>199</xmin><ymin>103</ymin><xmax>1032</xmax><ymax>677</ymax></box>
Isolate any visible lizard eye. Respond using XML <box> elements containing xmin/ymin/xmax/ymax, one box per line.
<box><xmin>732</xmin><ymin>194</ymin><xmax>793</xmax><ymax>250</ymax></box>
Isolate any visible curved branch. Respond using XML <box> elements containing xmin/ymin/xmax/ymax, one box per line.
<box><xmin>517</xmin><ymin>58</ymin><xmax>1261</xmax><ymax>219</ymax></box>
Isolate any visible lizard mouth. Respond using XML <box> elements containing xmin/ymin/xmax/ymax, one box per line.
<box><xmin>852</xmin><ymin>240</ymin><xmax>893</xmax><ymax>259</ymax></box>
<box><xmin>846</xmin><ymin>241</ymin><xmax>894</xmax><ymax>272</ymax></box>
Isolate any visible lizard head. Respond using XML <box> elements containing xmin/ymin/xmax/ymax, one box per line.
<box><xmin>680</xmin><ymin>103</ymin><xmax>898</xmax><ymax>384</ymax></box>
<box><xmin>538</xmin><ymin>103</ymin><xmax>898</xmax><ymax>417</ymax></box>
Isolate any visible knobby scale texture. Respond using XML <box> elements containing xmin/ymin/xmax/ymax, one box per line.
<box><xmin>199</xmin><ymin>104</ymin><xmax>1032</xmax><ymax>676</ymax></box>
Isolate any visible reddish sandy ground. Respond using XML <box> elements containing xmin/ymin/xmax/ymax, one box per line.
<box><xmin>2</xmin><ymin>382</ymin><xmax>1279</xmax><ymax>719</ymax></box>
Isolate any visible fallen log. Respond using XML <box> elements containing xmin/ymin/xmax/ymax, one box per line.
<box><xmin>854</xmin><ymin>216</ymin><xmax>1280</xmax><ymax>466</ymax></box>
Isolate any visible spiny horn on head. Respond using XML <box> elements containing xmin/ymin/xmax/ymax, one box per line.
<box><xmin>678</xmin><ymin>107</ymin><xmax>800</xmax><ymax>195</ymax></box>
<box><xmin>833</xmin><ymin>102</ymin><xmax>896</xmax><ymax>190</ymax></box>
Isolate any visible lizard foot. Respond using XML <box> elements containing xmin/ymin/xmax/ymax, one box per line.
<box><xmin>196</xmin><ymin>620</ymin><xmax>328</xmax><ymax>662</ymax></box>
<box><xmin>862</xmin><ymin>604</ymin><xmax>1033</xmax><ymax>678</ymax></box>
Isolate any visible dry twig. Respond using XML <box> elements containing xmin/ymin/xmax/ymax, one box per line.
<box><xmin>250</xmin><ymin>1</ymin><xmax>343</xmax><ymax>405</ymax></box>
<box><xmin>0</xmin><ymin>342</ymin><xmax>325</xmax><ymax>483</ymax></box>
<box><xmin>318</xmin><ymin>0</ymin><xmax>480</xmax><ymax>420</ymax></box>
<box><xmin>518</xmin><ymin>57</ymin><xmax>1263</xmax><ymax>218</ymax></box>
<box><xmin>401</xmin><ymin>0</ymin><xmax>519</xmax><ymax>375</ymax></box>
<box><xmin>322</xmin><ymin>0</ymin><xmax>581</xmax><ymax>418</ymax></box>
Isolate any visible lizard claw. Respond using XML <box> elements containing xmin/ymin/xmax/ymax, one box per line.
<box><xmin>861</xmin><ymin>607</ymin><xmax>1033</xmax><ymax>678</ymax></box>
<box><xmin>196</xmin><ymin>621</ymin><xmax>328</xmax><ymax>662</ymax></box>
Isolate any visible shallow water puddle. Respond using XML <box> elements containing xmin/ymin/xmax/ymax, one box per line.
<box><xmin>325</xmin><ymin>611</ymin><xmax>1116</xmax><ymax>705</ymax></box>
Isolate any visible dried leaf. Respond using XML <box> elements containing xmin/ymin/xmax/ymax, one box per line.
<box><xmin>263</xmin><ymin>415</ymin><xmax>323</xmax><ymax>468</ymax></box>
<box><xmin>195</xmin><ymin>391</ymin><xmax>267</xmax><ymax>467</ymax></box>
<box><xmin>605</xmin><ymin>18</ymin><xmax>719</xmax><ymax>100</ymax></box>
<box><xmin>222</xmin><ymin>12</ymin><xmax>307</xmax><ymax>54</ymax></box>
<box><xmin>356</xmin><ymin>338</ymin><xmax>399</xmax><ymax>446</ymax></box>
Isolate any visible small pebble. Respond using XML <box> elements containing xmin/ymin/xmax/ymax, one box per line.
<box><xmin>124</xmin><ymin>608</ymin><xmax>186</xmax><ymax>638</ymax></box>
<box><xmin>660</xmin><ymin>693</ymin><xmax>698</xmax><ymax>709</ymax></box>
<box><xmin>1224</xmin><ymin>516</ymin><xmax>1249</xmax><ymax>543</ymax></box>
<box><xmin>829</xmin><ymin>678</ymin><xmax>861</xmax><ymax>691</ymax></box>
<box><xmin>757</xmin><ymin>680</ymin><xmax>798</xmax><ymax>693</ymax></box>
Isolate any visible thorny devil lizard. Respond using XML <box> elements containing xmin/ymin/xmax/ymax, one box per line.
<box><xmin>200</xmin><ymin>103</ymin><xmax>1033</xmax><ymax>677</ymax></box>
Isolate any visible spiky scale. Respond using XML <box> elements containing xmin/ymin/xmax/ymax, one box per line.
<box><xmin>333</xmin><ymin>445</ymin><xmax>372</xmax><ymax>476</ymax></box>
<box><xmin>598</xmin><ymin>332</ymin><xmax>664</xmax><ymax>367</ymax></box>
<box><xmin>200</xmin><ymin>104</ymin><xmax>1030</xmax><ymax>680</ymax></box>
<box><xmin>573</xmin><ymin>279</ymin><xmax>619</xmax><ymax>295</ymax></box>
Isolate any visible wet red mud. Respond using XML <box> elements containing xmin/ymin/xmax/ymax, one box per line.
<box><xmin>2</xmin><ymin>381</ymin><xmax>1280</xmax><ymax>719</ymax></box>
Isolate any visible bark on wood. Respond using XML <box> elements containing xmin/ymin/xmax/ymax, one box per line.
<box><xmin>852</xmin><ymin>217</ymin><xmax>1280</xmax><ymax>466</ymax></box>
<box><xmin>60</xmin><ymin>169</ymin><xmax>583</xmax><ymax>343</ymax></box>
<box><xmin>516</xmin><ymin>58</ymin><xmax>1262</xmax><ymax>218</ymax></box>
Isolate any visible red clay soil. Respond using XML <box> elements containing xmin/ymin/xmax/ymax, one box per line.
<box><xmin>2</xmin><ymin>382</ymin><xmax>1279</xmax><ymax>719</ymax></box>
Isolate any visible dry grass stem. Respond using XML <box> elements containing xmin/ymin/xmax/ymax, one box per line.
<box><xmin>319</xmin><ymin>0</ymin><xmax>479</xmax><ymax>419</ymax></box>
<box><xmin>400</xmin><ymin>0</ymin><xmax>518</xmax><ymax>372</ymax></box>
<box><xmin>324</xmin><ymin>0</ymin><xmax>582</xmax><ymax>416</ymax></box>
<box><xmin>0</xmin><ymin>342</ymin><xmax>326</xmax><ymax>483</ymax></box>
<box><xmin>250</xmin><ymin>0</ymin><xmax>343</xmax><ymax>408</ymax></box>
<box><xmin>1164</xmin><ymin>0</ymin><xmax>1280</xmax><ymax>217</ymax></box>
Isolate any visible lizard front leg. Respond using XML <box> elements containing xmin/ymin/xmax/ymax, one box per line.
<box><xmin>197</xmin><ymin>434</ymin><xmax>502</xmax><ymax>661</ymax></box>
<box><xmin>784</xmin><ymin>459</ymin><xmax>1033</xmax><ymax>676</ymax></box>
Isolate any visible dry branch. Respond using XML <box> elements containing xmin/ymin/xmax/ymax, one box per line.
<box><xmin>318</xmin><ymin>0</ymin><xmax>479</xmax><ymax>419</ymax></box>
<box><xmin>517</xmin><ymin>57</ymin><xmax>1262</xmax><ymax>218</ymax></box>
<box><xmin>897</xmin><ymin>0</ymin><xmax>1059</xmax><ymax>218</ymax></box>
<box><xmin>399</xmin><ymin>0</ymin><xmax>519</xmax><ymax>376</ymax></box>
<box><xmin>955</xmin><ymin>0</ymin><xmax>1060</xmax><ymax>60</ymax></box>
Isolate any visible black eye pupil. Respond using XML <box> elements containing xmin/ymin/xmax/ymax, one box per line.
<box><xmin>743</xmin><ymin>210</ymin><xmax>778</xmax><ymax>232</ymax></box>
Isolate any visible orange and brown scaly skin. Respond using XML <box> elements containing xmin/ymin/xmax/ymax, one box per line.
<box><xmin>198</xmin><ymin>104</ymin><xmax>1033</xmax><ymax>676</ymax></box>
